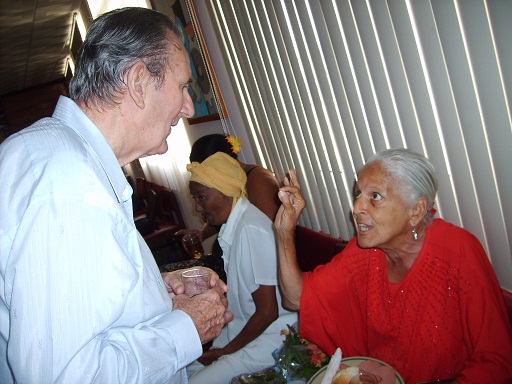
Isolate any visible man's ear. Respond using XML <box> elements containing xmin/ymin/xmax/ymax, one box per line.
<box><xmin>126</xmin><ymin>61</ymin><xmax>149</xmax><ymax>109</ymax></box>
<box><xmin>410</xmin><ymin>196</ymin><xmax>427</xmax><ymax>227</ymax></box>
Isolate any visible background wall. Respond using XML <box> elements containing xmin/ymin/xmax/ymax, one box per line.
<box><xmin>0</xmin><ymin>79</ymin><xmax>69</xmax><ymax>143</ymax></box>
<box><xmin>191</xmin><ymin>0</ymin><xmax>259</xmax><ymax>167</ymax></box>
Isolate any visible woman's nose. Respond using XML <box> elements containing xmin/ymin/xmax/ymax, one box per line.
<box><xmin>353</xmin><ymin>197</ymin><xmax>365</xmax><ymax>215</ymax></box>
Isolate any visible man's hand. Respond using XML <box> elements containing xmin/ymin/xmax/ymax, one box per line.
<box><xmin>173</xmin><ymin>287</ymin><xmax>234</xmax><ymax>344</ymax></box>
<box><xmin>161</xmin><ymin>267</ymin><xmax>228</xmax><ymax>298</ymax></box>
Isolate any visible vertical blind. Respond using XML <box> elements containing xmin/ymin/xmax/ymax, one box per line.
<box><xmin>204</xmin><ymin>0</ymin><xmax>512</xmax><ymax>288</ymax></box>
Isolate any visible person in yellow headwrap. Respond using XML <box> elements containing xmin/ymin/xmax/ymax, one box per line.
<box><xmin>184</xmin><ymin>152</ymin><xmax>297</xmax><ymax>384</ymax></box>
<box><xmin>187</xmin><ymin>151</ymin><xmax>248</xmax><ymax>211</ymax></box>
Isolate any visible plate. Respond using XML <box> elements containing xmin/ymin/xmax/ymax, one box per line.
<box><xmin>307</xmin><ymin>356</ymin><xmax>405</xmax><ymax>384</ymax></box>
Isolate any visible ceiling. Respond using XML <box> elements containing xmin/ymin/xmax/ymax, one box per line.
<box><xmin>0</xmin><ymin>0</ymin><xmax>82</xmax><ymax>97</ymax></box>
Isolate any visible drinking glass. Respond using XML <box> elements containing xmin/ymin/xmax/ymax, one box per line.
<box><xmin>183</xmin><ymin>233</ymin><xmax>204</xmax><ymax>259</ymax></box>
<box><xmin>181</xmin><ymin>268</ymin><xmax>211</xmax><ymax>297</ymax></box>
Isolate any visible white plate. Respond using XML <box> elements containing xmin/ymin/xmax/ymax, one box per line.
<box><xmin>307</xmin><ymin>356</ymin><xmax>405</xmax><ymax>384</ymax></box>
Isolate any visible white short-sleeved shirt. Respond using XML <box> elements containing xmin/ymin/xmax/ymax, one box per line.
<box><xmin>215</xmin><ymin>199</ymin><xmax>297</xmax><ymax>361</ymax></box>
<box><xmin>0</xmin><ymin>96</ymin><xmax>201</xmax><ymax>383</ymax></box>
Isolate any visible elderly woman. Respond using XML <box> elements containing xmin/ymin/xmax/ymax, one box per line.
<box><xmin>184</xmin><ymin>152</ymin><xmax>297</xmax><ymax>383</ymax></box>
<box><xmin>275</xmin><ymin>148</ymin><xmax>512</xmax><ymax>384</ymax></box>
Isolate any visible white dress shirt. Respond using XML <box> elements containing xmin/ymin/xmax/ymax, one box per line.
<box><xmin>0</xmin><ymin>96</ymin><xmax>201</xmax><ymax>383</ymax></box>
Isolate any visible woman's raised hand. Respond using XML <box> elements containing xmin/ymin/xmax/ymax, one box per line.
<box><xmin>275</xmin><ymin>169</ymin><xmax>307</xmax><ymax>235</ymax></box>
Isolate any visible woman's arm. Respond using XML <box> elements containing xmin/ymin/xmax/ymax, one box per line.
<box><xmin>456</xmin><ymin>235</ymin><xmax>512</xmax><ymax>382</ymax></box>
<box><xmin>198</xmin><ymin>285</ymin><xmax>278</xmax><ymax>365</ymax></box>
<box><xmin>274</xmin><ymin>170</ymin><xmax>306</xmax><ymax>310</ymax></box>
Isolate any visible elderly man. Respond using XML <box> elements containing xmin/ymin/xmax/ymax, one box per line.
<box><xmin>0</xmin><ymin>7</ymin><xmax>232</xmax><ymax>383</ymax></box>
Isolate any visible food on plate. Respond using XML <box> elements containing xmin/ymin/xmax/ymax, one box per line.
<box><xmin>320</xmin><ymin>348</ymin><xmax>342</xmax><ymax>384</ymax></box>
<box><xmin>318</xmin><ymin>350</ymin><xmax>399</xmax><ymax>384</ymax></box>
<box><xmin>331</xmin><ymin>366</ymin><xmax>360</xmax><ymax>384</ymax></box>
<box><xmin>328</xmin><ymin>360</ymin><xmax>396</xmax><ymax>384</ymax></box>
<box><xmin>359</xmin><ymin>360</ymin><xmax>396</xmax><ymax>383</ymax></box>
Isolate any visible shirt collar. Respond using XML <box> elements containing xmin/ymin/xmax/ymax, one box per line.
<box><xmin>218</xmin><ymin>198</ymin><xmax>250</xmax><ymax>246</ymax></box>
<box><xmin>52</xmin><ymin>96</ymin><xmax>129</xmax><ymax>203</ymax></box>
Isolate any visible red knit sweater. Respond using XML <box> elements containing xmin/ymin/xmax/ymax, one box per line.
<box><xmin>300</xmin><ymin>219</ymin><xmax>512</xmax><ymax>383</ymax></box>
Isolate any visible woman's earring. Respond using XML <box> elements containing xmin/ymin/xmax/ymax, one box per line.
<box><xmin>412</xmin><ymin>228</ymin><xmax>418</xmax><ymax>241</ymax></box>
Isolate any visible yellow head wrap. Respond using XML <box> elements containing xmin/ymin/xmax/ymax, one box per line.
<box><xmin>187</xmin><ymin>152</ymin><xmax>247</xmax><ymax>209</ymax></box>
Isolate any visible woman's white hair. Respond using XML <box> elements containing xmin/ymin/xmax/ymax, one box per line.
<box><xmin>360</xmin><ymin>148</ymin><xmax>438</xmax><ymax>225</ymax></box>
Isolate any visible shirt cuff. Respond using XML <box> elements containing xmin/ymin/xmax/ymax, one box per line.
<box><xmin>155</xmin><ymin>309</ymin><xmax>203</xmax><ymax>370</ymax></box>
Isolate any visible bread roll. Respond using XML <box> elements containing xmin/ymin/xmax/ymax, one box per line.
<box><xmin>331</xmin><ymin>366</ymin><xmax>359</xmax><ymax>384</ymax></box>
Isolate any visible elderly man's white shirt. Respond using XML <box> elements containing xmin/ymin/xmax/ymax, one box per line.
<box><xmin>0</xmin><ymin>96</ymin><xmax>201</xmax><ymax>383</ymax></box>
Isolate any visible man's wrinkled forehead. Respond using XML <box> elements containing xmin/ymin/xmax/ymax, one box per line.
<box><xmin>168</xmin><ymin>39</ymin><xmax>192</xmax><ymax>81</ymax></box>
<box><xmin>169</xmin><ymin>38</ymin><xmax>183</xmax><ymax>52</ymax></box>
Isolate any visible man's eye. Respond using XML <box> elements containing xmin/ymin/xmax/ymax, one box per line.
<box><xmin>372</xmin><ymin>192</ymin><xmax>382</xmax><ymax>201</ymax></box>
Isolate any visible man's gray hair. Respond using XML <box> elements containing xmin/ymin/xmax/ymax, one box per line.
<box><xmin>69</xmin><ymin>7</ymin><xmax>183</xmax><ymax>108</ymax></box>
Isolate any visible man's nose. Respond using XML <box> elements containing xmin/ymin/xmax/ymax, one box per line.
<box><xmin>181</xmin><ymin>92</ymin><xmax>195</xmax><ymax>119</ymax></box>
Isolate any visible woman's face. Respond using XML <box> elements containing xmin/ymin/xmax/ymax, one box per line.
<box><xmin>189</xmin><ymin>181</ymin><xmax>233</xmax><ymax>226</ymax></box>
<box><xmin>352</xmin><ymin>162</ymin><xmax>414</xmax><ymax>250</ymax></box>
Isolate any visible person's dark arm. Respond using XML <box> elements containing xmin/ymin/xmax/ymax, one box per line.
<box><xmin>198</xmin><ymin>285</ymin><xmax>278</xmax><ymax>365</ymax></box>
<box><xmin>246</xmin><ymin>167</ymin><xmax>281</xmax><ymax>221</ymax></box>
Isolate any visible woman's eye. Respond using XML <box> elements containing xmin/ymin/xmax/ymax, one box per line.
<box><xmin>354</xmin><ymin>190</ymin><xmax>361</xmax><ymax>199</ymax></box>
<box><xmin>372</xmin><ymin>192</ymin><xmax>382</xmax><ymax>201</ymax></box>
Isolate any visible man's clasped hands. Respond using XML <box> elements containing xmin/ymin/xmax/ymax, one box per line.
<box><xmin>162</xmin><ymin>268</ymin><xmax>234</xmax><ymax>344</ymax></box>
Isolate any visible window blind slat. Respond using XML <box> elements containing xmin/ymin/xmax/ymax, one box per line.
<box><xmin>204</xmin><ymin>0</ymin><xmax>512</xmax><ymax>286</ymax></box>
<box><xmin>454</xmin><ymin>1</ymin><xmax>512</xmax><ymax>278</ymax></box>
<box><xmin>431</xmin><ymin>1</ymin><xmax>489</xmax><ymax>248</ymax></box>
